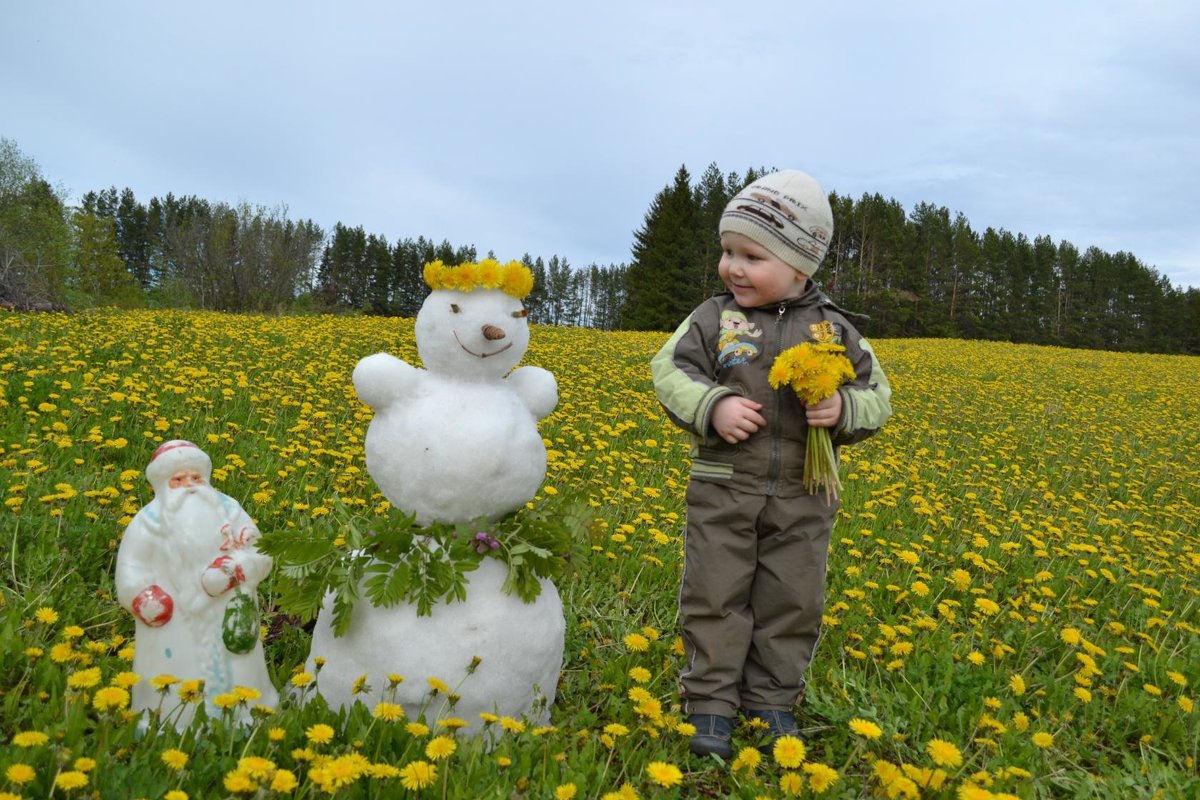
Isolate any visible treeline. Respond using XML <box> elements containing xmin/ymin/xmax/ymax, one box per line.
<box><xmin>3</xmin><ymin>136</ymin><xmax>1198</xmax><ymax>352</ymax></box>
<box><xmin>312</xmin><ymin>224</ymin><xmax>627</xmax><ymax>327</ymax></box>
<box><xmin>0</xmin><ymin>138</ymin><xmax>624</xmax><ymax>327</ymax></box>
<box><xmin>623</xmin><ymin>165</ymin><xmax>1200</xmax><ymax>354</ymax></box>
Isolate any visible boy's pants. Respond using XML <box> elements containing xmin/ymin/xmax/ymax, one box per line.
<box><xmin>679</xmin><ymin>481</ymin><xmax>837</xmax><ymax>717</ymax></box>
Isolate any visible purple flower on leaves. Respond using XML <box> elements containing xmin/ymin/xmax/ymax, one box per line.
<box><xmin>473</xmin><ymin>531</ymin><xmax>500</xmax><ymax>554</ymax></box>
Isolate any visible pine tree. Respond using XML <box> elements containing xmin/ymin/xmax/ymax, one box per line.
<box><xmin>69</xmin><ymin>210</ymin><xmax>141</xmax><ymax>306</ymax></box>
<box><xmin>622</xmin><ymin>165</ymin><xmax>700</xmax><ymax>330</ymax></box>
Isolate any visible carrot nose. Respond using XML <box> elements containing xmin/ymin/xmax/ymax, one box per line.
<box><xmin>482</xmin><ymin>325</ymin><xmax>506</xmax><ymax>341</ymax></box>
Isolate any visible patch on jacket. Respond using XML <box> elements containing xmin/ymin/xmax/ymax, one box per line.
<box><xmin>716</xmin><ymin>310</ymin><xmax>763</xmax><ymax>367</ymax></box>
<box><xmin>809</xmin><ymin>320</ymin><xmax>842</xmax><ymax>344</ymax></box>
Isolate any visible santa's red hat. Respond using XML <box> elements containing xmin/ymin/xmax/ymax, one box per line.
<box><xmin>145</xmin><ymin>440</ymin><xmax>212</xmax><ymax>490</ymax></box>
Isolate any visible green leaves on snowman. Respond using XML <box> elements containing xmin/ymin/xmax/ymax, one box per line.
<box><xmin>259</xmin><ymin>494</ymin><xmax>590</xmax><ymax>637</ymax></box>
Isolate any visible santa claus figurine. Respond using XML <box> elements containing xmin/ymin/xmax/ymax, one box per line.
<box><xmin>115</xmin><ymin>440</ymin><xmax>277</xmax><ymax>728</ymax></box>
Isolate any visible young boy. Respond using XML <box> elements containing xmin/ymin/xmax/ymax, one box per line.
<box><xmin>651</xmin><ymin>169</ymin><xmax>892</xmax><ymax>757</ymax></box>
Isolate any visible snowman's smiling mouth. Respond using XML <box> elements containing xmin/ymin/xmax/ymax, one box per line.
<box><xmin>453</xmin><ymin>330</ymin><xmax>514</xmax><ymax>359</ymax></box>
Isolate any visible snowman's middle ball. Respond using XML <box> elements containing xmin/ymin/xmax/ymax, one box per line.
<box><xmin>365</xmin><ymin>289</ymin><xmax>545</xmax><ymax>524</ymax></box>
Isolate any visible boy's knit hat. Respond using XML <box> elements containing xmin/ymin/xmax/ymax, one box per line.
<box><xmin>719</xmin><ymin>169</ymin><xmax>834</xmax><ymax>275</ymax></box>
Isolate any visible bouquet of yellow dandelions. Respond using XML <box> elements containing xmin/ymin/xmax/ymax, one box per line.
<box><xmin>768</xmin><ymin>342</ymin><xmax>857</xmax><ymax>503</ymax></box>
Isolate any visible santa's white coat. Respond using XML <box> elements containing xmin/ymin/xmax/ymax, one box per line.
<box><xmin>115</xmin><ymin>490</ymin><xmax>277</xmax><ymax>728</ymax></box>
<box><xmin>307</xmin><ymin>287</ymin><xmax>562</xmax><ymax>736</ymax></box>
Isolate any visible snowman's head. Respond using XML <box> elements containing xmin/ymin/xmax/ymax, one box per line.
<box><xmin>415</xmin><ymin>289</ymin><xmax>530</xmax><ymax>379</ymax></box>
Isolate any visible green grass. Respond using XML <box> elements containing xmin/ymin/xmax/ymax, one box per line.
<box><xmin>0</xmin><ymin>309</ymin><xmax>1198</xmax><ymax>798</ymax></box>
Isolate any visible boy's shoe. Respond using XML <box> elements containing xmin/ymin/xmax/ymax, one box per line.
<box><xmin>744</xmin><ymin>709</ymin><xmax>800</xmax><ymax>750</ymax></box>
<box><xmin>687</xmin><ymin>714</ymin><xmax>734</xmax><ymax>759</ymax></box>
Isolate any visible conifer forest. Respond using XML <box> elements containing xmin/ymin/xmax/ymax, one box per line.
<box><xmin>2</xmin><ymin>139</ymin><xmax>1197</xmax><ymax>354</ymax></box>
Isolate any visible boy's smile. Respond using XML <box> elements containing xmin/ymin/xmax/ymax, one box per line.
<box><xmin>718</xmin><ymin>232</ymin><xmax>807</xmax><ymax>308</ymax></box>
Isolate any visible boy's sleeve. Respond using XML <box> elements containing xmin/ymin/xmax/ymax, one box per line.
<box><xmin>651</xmin><ymin>307</ymin><xmax>734</xmax><ymax>443</ymax></box>
<box><xmin>833</xmin><ymin>335</ymin><xmax>891</xmax><ymax>446</ymax></box>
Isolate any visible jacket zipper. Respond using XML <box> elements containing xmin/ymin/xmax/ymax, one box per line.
<box><xmin>765</xmin><ymin>302</ymin><xmax>787</xmax><ymax>496</ymax></box>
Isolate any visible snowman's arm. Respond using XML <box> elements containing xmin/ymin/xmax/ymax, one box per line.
<box><xmin>353</xmin><ymin>352</ymin><xmax>417</xmax><ymax>411</ymax></box>
<box><xmin>506</xmin><ymin>366</ymin><xmax>558</xmax><ymax>420</ymax></box>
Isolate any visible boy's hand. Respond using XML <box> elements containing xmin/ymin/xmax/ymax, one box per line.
<box><xmin>806</xmin><ymin>391</ymin><xmax>843</xmax><ymax>428</ymax></box>
<box><xmin>712</xmin><ymin>395</ymin><xmax>766</xmax><ymax>444</ymax></box>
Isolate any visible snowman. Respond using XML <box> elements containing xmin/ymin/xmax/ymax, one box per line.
<box><xmin>307</xmin><ymin>259</ymin><xmax>562</xmax><ymax>736</ymax></box>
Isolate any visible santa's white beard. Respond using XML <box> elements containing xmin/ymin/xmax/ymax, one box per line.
<box><xmin>160</xmin><ymin>485</ymin><xmax>227</xmax><ymax>575</ymax></box>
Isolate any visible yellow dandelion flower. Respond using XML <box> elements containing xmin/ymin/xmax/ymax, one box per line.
<box><xmin>406</xmin><ymin>722</ymin><xmax>431</xmax><ymax>737</ymax></box>
<box><xmin>268</xmin><ymin>727</ymin><xmax>286</xmax><ymax>742</ymax></box>
<box><xmin>212</xmin><ymin>692</ymin><xmax>239</xmax><ymax>710</ymax></box>
<box><xmin>1010</xmin><ymin>674</ymin><xmax>1026</xmax><ymax>695</ymax></box>
<box><xmin>773</xmin><ymin>735</ymin><xmax>807</xmax><ymax>768</ymax></box>
<box><xmin>161</xmin><ymin>749</ymin><xmax>189</xmax><ymax>770</ymax></box>
<box><xmin>1179</xmin><ymin>696</ymin><xmax>1194</xmax><ymax>714</ymax></box>
<box><xmin>427</xmin><ymin>676</ymin><xmax>450</xmax><ymax>694</ymax></box>
<box><xmin>233</xmin><ymin>686</ymin><xmax>262</xmax><ymax>702</ymax></box>
<box><xmin>555</xmin><ymin>784</ymin><xmax>578</xmax><ymax>800</ymax></box>
<box><xmin>4</xmin><ymin>764</ymin><xmax>35</xmax><ymax>785</ymax></box>
<box><xmin>73</xmin><ymin>758</ymin><xmax>96</xmax><ymax>773</ymax></box>
<box><xmin>68</xmin><ymin>666</ymin><xmax>103</xmax><ymax>689</ymax></box>
<box><xmin>177</xmin><ymin>679</ymin><xmax>204</xmax><ymax>703</ymax></box>
<box><xmin>164</xmin><ymin>791</ymin><xmax>188</xmax><ymax>800</ymax></box>
<box><xmin>425</xmin><ymin>736</ymin><xmax>457</xmax><ymax>760</ymax></box>
<box><xmin>50</xmin><ymin>642</ymin><xmax>76</xmax><ymax>663</ymax></box>
<box><xmin>111</xmin><ymin>671</ymin><xmax>141</xmax><ymax>688</ymax></box>
<box><xmin>270</xmin><ymin>769</ymin><xmax>299</xmax><ymax>792</ymax></box>
<box><xmin>306</xmin><ymin>723</ymin><xmax>335</xmax><ymax>745</ymax></box>
<box><xmin>230</xmin><ymin>758</ymin><xmax>270</xmax><ymax>783</ymax></box>
<box><xmin>290</xmin><ymin>671</ymin><xmax>314</xmax><ymax>687</ymax></box>
<box><xmin>399</xmin><ymin>760</ymin><xmax>437</xmax><ymax>791</ymax></box>
<box><xmin>779</xmin><ymin>771</ymin><xmax>805</xmax><ymax>796</ymax></box>
<box><xmin>646</xmin><ymin>761</ymin><xmax>683</xmax><ymax>787</ymax></box>
<box><xmin>499</xmin><ymin>716</ymin><xmax>526</xmax><ymax>733</ymax></box>
<box><xmin>1031</xmin><ymin>731</ymin><xmax>1054</xmax><ymax>748</ymax></box>
<box><xmin>803</xmin><ymin>762</ymin><xmax>840</xmax><ymax>793</ymax></box>
<box><xmin>732</xmin><ymin>746</ymin><xmax>762</xmax><ymax>773</ymax></box>
<box><xmin>92</xmin><ymin>686</ymin><xmax>130</xmax><ymax>712</ymax></box>
<box><xmin>926</xmin><ymin>738</ymin><xmax>963</xmax><ymax>768</ymax></box>
<box><xmin>372</xmin><ymin>702</ymin><xmax>405</xmax><ymax>722</ymax></box>
<box><xmin>151</xmin><ymin>673</ymin><xmax>179</xmax><ymax>691</ymax></box>
<box><xmin>629</xmin><ymin>666</ymin><xmax>652</xmax><ymax>683</ymax></box>
<box><xmin>438</xmin><ymin>717</ymin><xmax>469</xmax><ymax>730</ymax></box>
<box><xmin>974</xmin><ymin>598</ymin><xmax>1000</xmax><ymax>616</ymax></box>
<box><xmin>55</xmin><ymin>770</ymin><xmax>89</xmax><ymax>790</ymax></box>
<box><xmin>223</xmin><ymin>770</ymin><xmax>257</xmax><ymax>793</ymax></box>
<box><xmin>849</xmin><ymin>718</ymin><xmax>883</xmax><ymax>739</ymax></box>
<box><xmin>34</xmin><ymin>606</ymin><xmax>60</xmax><ymax>624</ymax></box>
<box><xmin>623</xmin><ymin>633</ymin><xmax>650</xmax><ymax>652</ymax></box>
<box><xmin>957</xmin><ymin>783</ymin><xmax>993</xmax><ymax>800</ymax></box>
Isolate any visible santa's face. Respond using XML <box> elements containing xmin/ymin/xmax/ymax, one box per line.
<box><xmin>160</xmin><ymin>470</ymin><xmax>223</xmax><ymax>542</ymax></box>
<box><xmin>415</xmin><ymin>289</ymin><xmax>530</xmax><ymax>380</ymax></box>
<box><xmin>169</xmin><ymin>469</ymin><xmax>204</xmax><ymax>489</ymax></box>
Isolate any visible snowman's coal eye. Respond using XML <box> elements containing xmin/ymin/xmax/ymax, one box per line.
<box><xmin>450</xmin><ymin>304</ymin><xmax>461</xmax><ymax>313</ymax></box>
<box><xmin>512</xmin><ymin>308</ymin><xmax>529</xmax><ymax>318</ymax></box>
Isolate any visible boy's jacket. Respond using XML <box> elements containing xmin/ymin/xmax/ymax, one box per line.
<box><xmin>651</xmin><ymin>283</ymin><xmax>892</xmax><ymax>496</ymax></box>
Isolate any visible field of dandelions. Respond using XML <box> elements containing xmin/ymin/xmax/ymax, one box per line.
<box><xmin>1</xmin><ymin>308</ymin><xmax>1197</xmax><ymax>799</ymax></box>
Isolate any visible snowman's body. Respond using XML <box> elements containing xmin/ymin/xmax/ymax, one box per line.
<box><xmin>358</xmin><ymin>363</ymin><xmax>548</xmax><ymax>526</ymax></box>
<box><xmin>307</xmin><ymin>274</ymin><xmax>563</xmax><ymax>735</ymax></box>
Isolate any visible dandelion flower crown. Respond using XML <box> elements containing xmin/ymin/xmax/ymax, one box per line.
<box><xmin>423</xmin><ymin>258</ymin><xmax>534</xmax><ymax>299</ymax></box>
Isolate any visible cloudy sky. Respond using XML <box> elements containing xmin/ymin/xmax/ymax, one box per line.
<box><xmin>5</xmin><ymin>1</ymin><xmax>1199</xmax><ymax>289</ymax></box>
